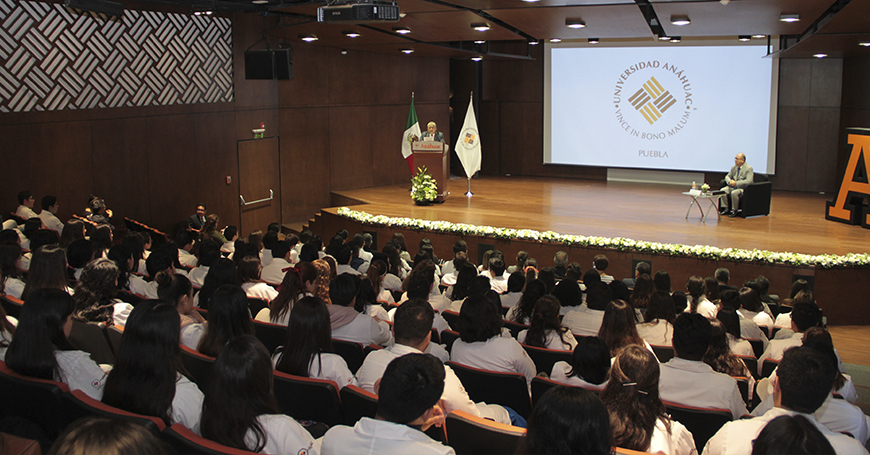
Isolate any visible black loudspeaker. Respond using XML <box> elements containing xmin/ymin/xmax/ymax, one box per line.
<box><xmin>244</xmin><ymin>49</ymin><xmax>293</xmax><ymax>80</ymax></box>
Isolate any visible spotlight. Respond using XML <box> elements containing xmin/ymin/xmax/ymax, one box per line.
<box><xmin>252</xmin><ymin>0</ymin><xmax>268</xmax><ymax>3</ymax></box>
<box><xmin>669</xmin><ymin>36</ymin><xmax>681</xmax><ymax>43</ymax></box>
<box><xmin>588</xmin><ymin>38</ymin><xmax>599</xmax><ymax>44</ymax></box>
<box><xmin>860</xmin><ymin>42</ymin><xmax>870</xmax><ymax>47</ymax></box>
<box><xmin>670</xmin><ymin>15</ymin><xmax>690</xmax><ymax>26</ymax></box>
<box><xmin>192</xmin><ymin>10</ymin><xmax>213</xmax><ymax>16</ymax></box>
<box><xmin>400</xmin><ymin>48</ymin><xmax>414</xmax><ymax>54</ymax></box>
<box><xmin>752</xmin><ymin>34</ymin><xmax>766</xmax><ymax>39</ymax></box>
<box><xmin>813</xmin><ymin>53</ymin><xmax>827</xmax><ymax>58</ymax></box>
<box><xmin>474</xmin><ymin>40</ymin><xmax>486</xmax><ymax>44</ymax></box>
<box><xmin>529</xmin><ymin>39</ymin><xmax>540</xmax><ymax>45</ymax></box>
<box><xmin>341</xmin><ymin>49</ymin><xmax>348</xmax><ymax>55</ymax></box>
<box><xmin>393</xmin><ymin>27</ymin><xmax>411</xmax><ymax>34</ymax></box>
<box><xmin>658</xmin><ymin>35</ymin><xmax>670</xmax><ymax>41</ymax></box>
<box><xmin>299</xmin><ymin>34</ymin><xmax>318</xmax><ymax>42</ymax></box>
<box><xmin>779</xmin><ymin>14</ymin><xmax>800</xmax><ymax>22</ymax></box>
<box><xmin>566</xmin><ymin>18</ymin><xmax>586</xmax><ymax>29</ymax></box>
<box><xmin>343</xmin><ymin>31</ymin><xmax>361</xmax><ymax>38</ymax></box>
<box><xmin>471</xmin><ymin>56</ymin><xmax>483</xmax><ymax>62</ymax></box>
<box><xmin>472</xmin><ymin>23</ymin><xmax>491</xmax><ymax>32</ymax></box>
<box><xmin>549</xmin><ymin>38</ymin><xmax>561</xmax><ymax>43</ymax></box>
<box><xmin>738</xmin><ymin>35</ymin><xmax>751</xmax><ymax>42</ymax></box>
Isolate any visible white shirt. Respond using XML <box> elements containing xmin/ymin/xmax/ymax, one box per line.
<box><xmin>500</xmin><ymin>292</ymin><xmax>521</xmax><ymax>309</ymax></box>
<box><xmin>3</xmin><ymin>277</ymin><xmax>25</xmax><ymax>299</ymax></box>
<box><xmin>450</xmin><ymin>335</ymin><xmax>537</xmax><ymax>387</ymax></box>
<box><xmin>636</xmin><ymin>320</ymin><xmax>674</xmax><ymax>347</ymax></box>
<box><xmin>685</xmin><ymin>297</ymin><xmax>717</xmax><ymax>319</ymax></box>
<box><xmin>178</xmin><ymin>249</ymin><xmax>198</xmax><ymax>268</ymax></box>
<box><xmin>172</xmin><ymin>374</ymin><xmax>204</xmax><ymax>433</ymax></box>
<box><xmin>727</xmin><ymin>334</ymin><xmax>754</xmax><ymax>357</ymax></box>
<box><xmin>757</xmin><ymin>332</ymin><xmax>802</xmax><ymax>375</ymax></box>
<box><xmin>55</xmin><ymin>349</ymin><xmax>109</xmax><ymax>400</ymax></box>
<box><xmin>38</xmin><ymin>210</ymin><xmax>64</xmax><ymax>234</ymax></box>
<box><xmin>648</xmin><ymin>417</ymin><xmax>696</xmax><ymax>455</ymax></box>
<box><xmin>246</xmin><ymin>414</ymin><xmax>320</xmax><ymax>455</ymax></box>
<box><xmin>382</xmin><ymin>273</ymin><xmax>403</xmax><ymax>292</ymax></box>
<box><xmin>112</xmin><ymin>301</ymin><xmax>134</xmax><ymax>327</ymax></box>
<box><xmin>562</xmin><ymin>304</ymin><xmax>605</xmax><ymax>336</ymax></box>
<box><xmin>336</xmin><ymin>264</ymin><xmax>363</xmax><ymax>276</ymax></box>
<box><xmin>272</xmin><ymin>350</ymin><xmax>357</xmax><ymax>390</ymax></box>
<box><xmin>517</xmin><ymin>329</ymin><xmax>578</xmax><ymax>351</ymax></box>
<box><xmin>355</xmin><ymin>343</ymin><xmax>509</xmax><ymax>423</ymax></box>
<box><xmin>815</xmin><ymin>394</ymin><xmax>870</xmax><ymax>445</ymax></box>
<box><xmin>241</xmin><ymin>281</ymin><xmax>278</xmax><ymax>303</ymax></box>
<box><xmin>549</xmin><ymin>361</ymin><xmax>607</xmax><ymax>391</ymax></box>
<box><xmin>321</xmin><ymin>417</ymin><xmax>454</xmax><ymax>455</ymax></box>
<box><xmin>261</xmin><ymin>258</ymin><xmax>291</xmax><ymax>285</ymax></box>
<box><xmin>738</xmin><ymin>309</ymin><xmax>773</xmax><ymax>334</ymax></box>
<box><xmin>15</xmin><ymin>205</ymin><xmax>38</xmax><ymax>220</ymax></box>
<box><xmin>703</xmin><ymin>407</ymin><xmax>869</xmax><ymax>455</ymax></box>
<box><xmin>188</xmin><ymin>266</ymin><xmax>209</xmax><ymax>288</ymax></box>
<box><xmin>332</xmin><ymin>313</ymin><xmax>391</xmax><ymax>346</ymax></box>
<box><xmin>659</xmin><ymin>357</ymin><xmax>747</xmax><ymax>419</ymax></box>
<box><xmin>180</xmin><ymin>323</ymin><xmax>206</xmax><ymax>351</ymax></box>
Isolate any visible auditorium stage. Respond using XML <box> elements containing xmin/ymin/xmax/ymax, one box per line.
<box><xmin>330</xmin><ymin>175</ymin><xmax>870</xmax><ymax>257</ymax></box>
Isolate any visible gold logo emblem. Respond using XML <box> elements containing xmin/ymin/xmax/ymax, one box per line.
<box><xmin>628</xmin><ymin>76</ymin><xmax>676</xmax><ymax>125</ymax></box>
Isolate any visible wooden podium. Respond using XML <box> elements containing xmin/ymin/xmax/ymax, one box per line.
<box><xmin>413</xmin><ymin>141</ymin><xmax>449</xmax><ymax>202</ymax></box>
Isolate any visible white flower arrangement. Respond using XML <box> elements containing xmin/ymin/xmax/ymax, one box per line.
<box><xmin>410</xmin><ymin>166</ymin><xmax>439</xmax><ymax>203</ymax></box>
<box><xmin>335</xmin><ymin>207</ymin><xmax>870</xmax><ymax>268</ymax></box>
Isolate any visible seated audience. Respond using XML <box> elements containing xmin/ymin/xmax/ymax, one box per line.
<box><xmin>90</xmin><ymin>225</ymin><xmax>113</xmax><ymax>259</ymax></box>
<box><xmin>273</xmin><ymin>296</ymin><xmax>356</xmax><ymax>389</ymax></box>
<box><xmin>450</xmin><ymin>294</ymin><xmax>536</xmax><ymax>387</ymax></box>
<box><xmin>500</xmin><ymin>271</ymin><xmax>525</xmax><ymax>310</ymax></box>
<box><xmin>551</xmin><ymin>278</ymin><xmax>582</xmax><ymax>316</ymax></box>
<box><xmin>67</xmin><ymin>238</ymin><xmax>94</xmax><ymax>282</ymax></box>
<box><xmin>623</xmin><ymin>261</ymin><xmax>651</xmax><ymax>289</ymax></box>
<box><xmin>739</xmin><ymin>287</ymin><xmax>774</xmax><ymax>333</ymax></box>
<box><xmin>194</xmin><ymin>258</ymin><xmax>235</xmax><ymax>309</ymax></box>
<box><xmin>38</xmin><ymin>195</ymin><xmax>64</xmax><ymax>235</ymax></box>
<box><xmin>188</xmin><ymin>241</ymin><xmax>220</xmax><ymax>288</ymax></box>
<box><xmin>237</xmin><ymin>256</ymin><xmax>278</xmax><ymax>303</ymax></box>
<box><xmin>355</xmin><ymin>298</ymin><xmax>508</xmax><ymax>423</ymax></box>
<box><xmin>21</xmin><ymin>244</ymin><xmax>71</xmax><ymax>300</ymax></box>
<box><xmin>654</xmin><ymin>270</ymin><xmax>672</xmax><ymax>293</ymax></box>
<box><xmin>600</xmin><ymin>345</ymin><xmax>696</xmax><ymax>455</ymax></box>
<box><xmin>593</xmin><ymin>254</ymin><xmax>613</xmax><ymax>283</ymax></box>
<box><xmin>719</xmin><ymin>289</ymin><xmax>769</xmax><ymax>350</ymax></box>
<box><xmin>599</xmin><ymin>299</ymin><xmax>652</xmax><ymax>358</ymax></box>
<box><xmin>705</xmin><ymin>276</ymin><xmax>721</xmax><ymax>304</ymax></box>
<box><xmin>156</xmin><ymin>272</ymin><xmax>206</xmax><ymax>350</ymax></box>
<box><xmin>15</xmin><ymin>190</ymin><xmax>39</xmax><ymax>219</ymax></box>
<box><xmin>327</xmin><ymin>274</ymin><xmax>390</xmax><ymax>346</ymax></box>
<box><xmin>174</xmin><ymin>231</ymin><xmax>198</xmax><ymax>268</ymax></box>
<box><xmin>716</xmin><ymin>306</ymin><xmax>754</xmax><ymax>357</ymax></box>
<box><xmin>684</xmin><ymin>275</ymin><xmax>716</xmax><ymax>319</ymax></box>
<box><xmin>255</xmin><ymin>262</ymin><xmax>315</xmax><ymax>326</ymax></box>
<box><xmin>0</xmin><ymin>244</ymin><xmax>24</xmax><ymax>298</ymax></box>
<box><xmin>485</xmin><ymin>253</ymin><xmax>509</xmax><ymax>294</ymax></box>
<box><xmin>47</xmin><ymin>417</ymin><xmax>171</xmax><ymax>455</ymax></box>
<box><xmin>107</xmin><ymin>244</ymin><xmax>147</xmax><ymax>297</ymax></box>
<box><xmin>6</xmin><ymin>289</ymin><xmax>107</xmax><ymax>399</ymax></box>
<box><xmin>366</xmin><ymin>260</ymin><xmax>395</xmax><ymax>304</ymax></box>
<box><xmin>260</xmin><ymin>240</ymin><xmax>293</xmax><ymax>285</ymax></box>
<box><xmin>562</xmin><ymin>269</ymin><xmax>609</xmax><ymax>336</ymax></box>
<box><xmin>102</xmin><ymin>300</ymin><xmax>203</xmax><ymax>431</ymax></box>
<box><xmin>758</xmin><ymin>300</ymin><xmax>822</xmax><ymax>375</ymax></box>
<box><xmin>629</xmin><ymin>273</ymin><xmax>654</xmax><ymax>311</ymax></box>
<box><xmin>552</xmin><ymin>251</ymin><xmax>568</xmax><ymax>281</ymax></box>
<box><xmin>751</xmin><ymin>415</ymin><xmax>835</xmax><ymax>455</ymax></box>
<box><xmin>517</xmin><ymin>295</ymin><xmax>577</xmax><ymax>351</ymax></box>
<box><xmin>659</xmin><ymin>313</ymin><xmax>747</xmax><ymax>419</ymax></box>
<box><xmin>322</xmin><ymin>353</ymin><xmax>451</xmax><ymax>455</ymax></box>
<box><xmin>506</xmin><ymin>249</ymin><xmax>528</xmax><ymax>274</ymax></box>
<box><xmin>703</xmin><ymin>319</ymin><xmax>755</xmax><ymax>398</ymax></box>
<box><xmin>446</xmin><ymin>262</ymin><xmax>477</xmax><ymax>304</ymax></box>
<box><xmin>517</xmin><ymin>386</ymin><xmax>613</xmax><ymax>455</ymax></box>
<box><xmin>703</xmin><ymin>347</ymin><xmax>868</xmax><ymax>455</ymax></box>
<box><xmin>197</xmin><ymin>284</ymin><xmax>255</xmax><ymax>357</ymax></box>
<box><xmin>311</xmin><ymin>259</ymin><xmax>332</xmax><ymax>304</ymax></box>
<box><xmin>72</xmin><ymin>258</ymin><xmax>133</xmax><ymax>327</ymax></box>
<box><xmin>549</xmin><ymin>336</ymin><xmax>611</xmax><ymax>391</ymax></box>
<box><xmin>506</xmin><ymin>279</ymin><xmax>546</xmax><ymax>325</ymax></box>
<box><xmin>59</xmin><ymin>218</ymin><xmax>86</xmax><ymax>249</ymax></box>
<box><xmin>636</xmin><ymin>290</ymin><xmax>676</xmax><ymax>347</ymax></box>
<box><xmin>200</xmin><ymin>335</ymin><xmax>319</xmax><ymax>455</ymax></box>
<box><xmin>401</xmin><ymin>259</ymin><xmax>450</xmax><ymax>313</ymax></box>
<box><xmin>356</xmin><ymin>276</ymin><xmax>390</xmax><ymax>322</ymax></box>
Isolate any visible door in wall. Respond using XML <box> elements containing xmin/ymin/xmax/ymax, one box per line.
<box><xmin>238</xmin><ymin>137</ymin><xmax>281</xmax><ymax>237</ymax></box>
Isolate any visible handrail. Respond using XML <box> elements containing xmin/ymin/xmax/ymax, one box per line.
<box><xmin>239</xmin><ymin>189</ymin><xmax>273</xmax><ymax>206</ymax></box>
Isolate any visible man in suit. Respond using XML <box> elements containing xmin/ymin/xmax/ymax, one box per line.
<box><xmin>421</xmin><ymin>121</ymin><xmax>445</xmax><ymax>142</ymax></box>
<box><xmin>188</xmin><ymin>203</ymin><xmax>206</xmax><ymax>230</ymax></box>
<box><xmin>719</xmin><ymin>153</ymin><xmax>754</xmax><ymax>217</ymax></box>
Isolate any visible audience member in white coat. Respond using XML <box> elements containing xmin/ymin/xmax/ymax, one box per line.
<box><xmin>200</xmin><ymin>335</ymin><xmax>319</xmax><ymax>455</ymax></box>
<box><xmin>322</xmin><ymin>353</ymin><xmax>453</xmax><ymax>455</ymax></box>
<box><xmin>237</xmin><ymin>256</ymin><xmax>278</xmax><ymax>303</ymax></box>
<box><xmin>328</xmin><ymin>274</ymin><xmax>391</xmax><ymax>346</ymax></box>
<box><xmin>518</xmin><ymin>385</ymin><xmax>613</xmax><ymax>455</ymax></box>
<box><xmin>260</xmin><ymin>241</ymin><xmax>294</xmax><ymax>286</ymax></box>
<box><xmin>102</xmin><ymin>300</ymin><xmax>204</xmax><ymax>432</ymax></box>
<box><xmin>635</xmin><ymin>291</ymin><xmax>677</xmax><ymax>347</ymax></box>
<box><xmin>600</xmin><ymin>346</ymin><xmax>696</xmax><ymax>455</ymax></box>
<box><xmin>256</xmin><ymin>261</ymin><xmax>316</xmax><ymax>326</ymax></box>
<box><xmin>516</xmin><ymin>295</ymin><xmax>577</xmax><ymax>351</ymax></box>
<box><xmin>37</xmin><ymin>196</ymin><xmax>64</xmax><ymax>235</ymax></box>
<box><xmin>195</xmin><ymin>284</ymin><xmax>256</xmax><ymax>358</ymax></box>
<box><xmin>155</xmin><ymin>272</ymin><xmax>206</xmax><ymax>351</ymax></box>
<box><xmin>684</xmin><ymin>275</ymin><xmax>716</xmax><ymax>319</ymax></box>
<box><xmin>72</xmin><ymin>258</ymin><xmax>133</xmax><ymax>327</ymax></box>
<box><xmin>550</xmin><ymin>337</ymin><xmax>610</xmax><ymax>391</ymax></box>
<box><xmin>188</xmin><ymin>241</ymin><xmax>221</xmax><ymax>288</ymax></box>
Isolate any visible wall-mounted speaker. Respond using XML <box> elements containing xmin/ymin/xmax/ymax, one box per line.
<box><xmin>244</xmin><ymin>49</ymin><xmax>293</xmax><ymax>80</ymax></box>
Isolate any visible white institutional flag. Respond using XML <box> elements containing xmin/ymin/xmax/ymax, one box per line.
<box><xmin>457</xmin><ymin>95</ymin><xmax>481</xmax><ymax>179</ymax></box>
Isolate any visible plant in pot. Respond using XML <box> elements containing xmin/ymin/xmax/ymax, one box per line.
<box><xmin>411</xmin><ymin>166</ymin><xmax>438</xmax><ymax>205</ymax></box>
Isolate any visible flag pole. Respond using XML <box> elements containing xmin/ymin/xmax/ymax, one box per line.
<box><xmin>465</xmin><ymin>91</ymin><xmax>475</xmax><ymax>197</ymax></box>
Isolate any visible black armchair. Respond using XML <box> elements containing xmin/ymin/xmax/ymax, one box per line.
<box><xmin>720</xmin><ymin>173</ymin><xmax>771</xmax><ymax>218</ymax></box>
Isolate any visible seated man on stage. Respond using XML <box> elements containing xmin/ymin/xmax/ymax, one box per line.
<box><xmin>421</xmin><ymin>121</ymin><xmax>445</xmax><ymax>142</ymax></box>
<box><xmin>719</xmin><ymin>153</ymin><xmax>754</xmax><ymax>217</ymax></box>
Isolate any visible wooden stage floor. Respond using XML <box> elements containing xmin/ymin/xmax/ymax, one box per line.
<box><xmin>332</xmin><ymin>175</ymin><xmax>870</xmax><ymax>257</ymax></box>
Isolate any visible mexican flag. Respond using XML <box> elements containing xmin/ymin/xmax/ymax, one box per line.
<box><xmin>401</xmin><ymin>95</ymin><xmax>422</xmax><ymax>174</ymax></box>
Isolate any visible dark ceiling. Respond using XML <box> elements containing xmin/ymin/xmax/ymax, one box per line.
<box><xmin>127</xmin><ymin>0</ymin><xmax>870</xmax><ymax>60</ymax></box>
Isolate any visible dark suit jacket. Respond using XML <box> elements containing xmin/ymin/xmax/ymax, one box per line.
<box><xmin>421</xmin><ymin>131</ymin><xmax>445</xmax><ymax>142</ymax></box>
<box><xmin>188</xmin><ymin>214</ymin><xmax>205</xmax><ymax>230</ymax></box>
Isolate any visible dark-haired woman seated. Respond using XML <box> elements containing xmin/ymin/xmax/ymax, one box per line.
<box><xmin>517</xmin><ymin>385</ymin><xmax>613</xmax><ymax>455</ymax></box>
<box><xmin>200</xmin><ymin>335</ymin><xmax>319</xmax><ymax>454</ymax></box>
<box><xmin>450</xmin><ymin>294</ymin><xmax>536</xmax><ymax>388</ymax></box>
<box><xmin>102</xmin><ymin>300</ymin><xmax>203</xmax><ymax>432</ymax></box>
<box><xmin>600</xmin><ymin>345</ymin><xmax>695</xmax><ymax>455</ymax></box>
<box><xmin>636</xmin><ymin>290</ymin><xmax>677</xmax><ymax>347</ymax></box>
<box><xmin>272</xmin><ymin>296</ymin><xmax>356</xmax><ymax>389</ymax></box>
<box><xmin>517</xmin><ymin>295</ymin><xmax>577</xmax><ymax>351</ymax></box>
<box><xmin>156</xmin><ymin>272</ymin><xmax>206</xmax><ymax>350</ymax></box>
<box><xmin>255</xmin><ymin>262</ymin><xmax>316</xmax><ymax>326</ymax></box>
<box><xmin>5</xmin><ymin>289</ymin><xmax>108</xmax><ymax>399</ymax></box>
<box><xmin>549</xmin><ymin>336</ymin><xmax>610</xmax><ymax>391</ymax></box>
<box><xmin>196</xmin><ymin>284</ymin><xmax>255</xmax><ymax>357</ymax></box>
<box><xmin>72</xmin><ymin>258</ymin><xmax>133</xmax><ymax>327</ymax></box>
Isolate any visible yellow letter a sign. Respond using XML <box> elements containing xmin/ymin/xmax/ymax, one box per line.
<box><xmin>826</xmin><ymin>128</ymin><xmax>870</xmax><ymax>228</ymax></box>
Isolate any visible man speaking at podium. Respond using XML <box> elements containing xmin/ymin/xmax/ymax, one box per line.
<box><xmin>421</xmin><ymin>121</ymin><xmax>445</xmax><ymax>142</ymax></box>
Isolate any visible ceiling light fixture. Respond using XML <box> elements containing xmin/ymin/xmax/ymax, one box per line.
<box><xmin>472</xmin><ymin>23</ymin><xmax>491</xmax><ymax>32</ymax></box>
<box><xmin>400</xmin><ymin>48</ymin><xmax>414</xmax><ymax>54</ymax></box>
<box><xmin>779</xmin><ymin>14</ymin><xmax>800</xmax><ymax>22</ymax></box>
<box><xmin>251</xmin><ymin>0</ymin><xmax>268</xmax><ymax>4</ymax></box>
<box><xmin>550</xmin><ymin>38</ymin><xmax>561</xmax><ymax>43</ymax></box>
<box><xmin>192</xmin><ymin>10</ymin><xmax>213</xmax><ymax>15</ymax></box>
<box><xmin>299</xmin><ymin>34</ymin><xmax>318</xmax><ymax>42</ymax></box>
<box><xmin>471</xmin><ymin>56</ymin><xmax>483</xmax><ymax>61</ymax></box>
<box><xmin>670</xmin><ymin>15</ymin><xmax>690</xmax><ymax>26</ymax></box>
<box><xmin>529</xmin><ymin>39</ymin><xmax>540</xmax><ymax>45</ymax></box>
<box><xmin>521</xmin><ymin>0</ymin><xmax>540</xmax><ymax>2</ymax></box>
<box><xmin>588</xmin><ymin>38</ymin><xmax>599</xmax><ymax>44</ymax></box>
<box><xmin>393</xmin><ymin>27</ymin><xmax>411</xmax><ymax>34</ymax></box>
<box><xmin>343</xmin><ymin>31</ymin><xmax>361</xmax><ymax>38</ymax></box>
<box><xmin>814</xmin><ymin>53</ymin><xmax>827</xmax><ymax>58</ymax></box>
<box><xmin>669</xmin><ymin>36</ymin><xmax>681</xmax><ymax>43</ymax></box>
<box><xmin>566</xmin><ymin>18</ymin><xmax>586</xmax><ymax>29</ymax></box>
<box><xmin>738</xmin><ymin>35</ymin><xmax>751</xmax><ymax>42</ymax></box>
<box><xmin>658</xmin><ymin>35</ymin><xmax>670</xmax><ymax>41</ymax></box>
<box><xmin>474</xmin><ymin>40</ymin><xmax>486</xmax><ymax>44</ymax></box>
<box><xmin>752</xmin><ymin>34</ymin><xmax>766</xmax><ymax>39</ymax></box>
<box><xmin>860</xmin><ymin>42</ymin><xmax>870</xmax><ymax>47</ymax></box>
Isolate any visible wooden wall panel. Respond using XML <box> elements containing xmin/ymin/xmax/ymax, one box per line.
<box><xmin>234</xmin><ymin>109</ymin><xmax>281</xmax><ymax>142</ymax></box>
<box><xmin>141</xmin><ymin>115</ymin><xmax>200</xmax><ymax>230</ymax></box>
<box><xmin>774</xmin><ymin>106</ymin><xmax>810</xmax><ymax>191</ymax></box>
<box><xmin>278</xmin><ymin>107</ymin><xmax>332</xmax><ymax>218</ymax></box>
<box><xmin>90</xmin><ymin>118</ymin><xmax>153</xmax><ymax>227</ymax></box>
<box><xmin>193</xmin><ymin>112</ymin><xmax>240</xmax><ymax>230</ymax></box>
<box><xmin>805</xmin><ymin>108</ymin><xmax>842</xmax><ymax>192</ymax></box>
<box><xmin>778</xmin><ymin>59</ymin><xmax>811</xmax><ymax>107</ymax></box>
<box><xmin>371</xmin><ymin>105</ymin><xmax>416</xmax><ymax>186</ymax></box>
<box><xmin>480</xmin><ymin>101</ymin><xmax>501</xmax><ymax>176</ymax></box>
<box><xmin>810</xmin><ymin>59</ymin><xmax>843</xmax><ymax>108</ymax></box>
<box><xmin>278</xmin><ymin>44</ymin><xmax>332</xmax><ymax>108</ymax></box>
<box><xmin>328</xmin><ymin>50</ymin><xmax>376</xmax><ymax>105</ymax></box>
<box><xmin>232</xmin><ymin>14</ymin><xmax>279</xmax><ymax>111</ymax></box>
<box><xmin>330</xmin><ymin>106</ymin><xmax>374</xmax><ymax>191</ymax></box>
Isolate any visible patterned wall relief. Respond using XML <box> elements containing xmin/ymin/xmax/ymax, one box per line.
<box><xmin>0</xmin><ymin>1</ymin><xmax>233</xmax><ymax>112</ymax></box>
